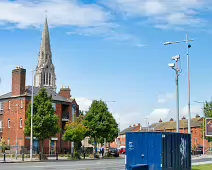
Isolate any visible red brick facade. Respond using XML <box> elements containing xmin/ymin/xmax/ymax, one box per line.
<box><xmin>12</xmin><ymin>67</ymin><xmax>26</xmax><ymax>96</ymax></box>
<box><xmin>0</xmin><ymin>67</ymin><xmax>79</xmax><ymax>154</ymax></box>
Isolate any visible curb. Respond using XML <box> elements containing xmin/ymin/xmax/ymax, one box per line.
<box><xmin>192</xmin><ymin>161</ymin><xmax>212</xmax><ymax>166</ymax></box>
<box><xmin>0</xmin><ymin>157</ymin><xmax>124</xmax><ymax>164</ymax></box>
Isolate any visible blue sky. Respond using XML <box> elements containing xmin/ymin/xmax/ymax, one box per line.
<box><xmin>0</xmin><ymin>0</ymin><xmax>212</xmax><ymax>130</ymax></box>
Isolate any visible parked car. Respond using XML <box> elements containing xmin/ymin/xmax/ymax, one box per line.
<box><xmin>119</xmin><ymin>147</ymin><xmax>126</xmax><ymax>154</ymax></box>
<box><xmin>108</xmin><ymin>148</ymin><xmax>119</xmax><ymax>157</ymax></box>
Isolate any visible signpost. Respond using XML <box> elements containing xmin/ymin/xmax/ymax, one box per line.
<box><xmin>205</xmin><ymin>118</ymin><xmax>212</xmax><ymax>137</ymax></box>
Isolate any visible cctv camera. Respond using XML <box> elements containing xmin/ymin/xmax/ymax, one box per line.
<box><xmin>172</xmin><ymin>55</ymin><xmax>180</xmax><ymax>61</ymax></box>
<box><xmin>168</xmin><ymin>63</ymin><xmax>175</xmax><ymax>68</ymax></box>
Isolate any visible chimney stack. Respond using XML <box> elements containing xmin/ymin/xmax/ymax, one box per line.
<box><xmin>59</xmin><ymin>86</ymin><xmax>71</xmax><ymax>99</ymax></box>
<box><xmin>12</xmin><ymin>66</ymin><xmax>26</xmax><ymax>96</ymax></box>
<box><xmin>182</xmin><ymin>116</ymin><xmax>186</xmax><ymax>120</ymax></box>
<box><xmin>196</xmin><ymin>114</ymin><xmax>200</xmax><ymax>118</ymax></box>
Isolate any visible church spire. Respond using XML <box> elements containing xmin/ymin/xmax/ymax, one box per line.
<box><xmin>38</xmin><ymin>16</ymin><xmax>52</xmax><ymax>67</ymax></box>
<box><xmin>35</xmin><ymin>17</ymin><xmax>56</xmax><ymax>91</ymax></box>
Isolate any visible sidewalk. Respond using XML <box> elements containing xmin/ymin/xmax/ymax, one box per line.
<box><xmin>0</xmin><ymin>156</ymin><xmax>124</xmax><ymax>163</ymax></box>
<box><xmin>192</xmin><ymin>154</ymin><xmax>212</xmax><ymax>160</ymax></box>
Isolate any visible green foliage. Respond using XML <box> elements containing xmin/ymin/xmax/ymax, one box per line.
<box><xmin>203</xmin><ymin>101</ymin><xmax>212</xmax><ymax>142</ymax></box>
<box><xmin>83</xmin><ymin>100</ymin><xmax>118</xmax><ymax>152</ymax></box>
<box><xmin>0</xmin><ymin>138</ymin><xmax>9</xmax><ymax>153</ymax></box>
<box><xmin>24</xmin><ymin>88</ymin><xmax>60</xmax><ymax>152</ymax></box>
<box><xmin>63</xmin><ymin>115</ymin><xmax>88</xmax><ymax>154</ymax></box>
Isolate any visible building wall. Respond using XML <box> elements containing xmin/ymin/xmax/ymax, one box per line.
<box><xmin>0</xmin><ymin>97</ymin><xmax>78</xmax><ymax>154</ymax></box>
<box><xmin>1</xmin><ymin>98</ymin><xmax>27</xmax><ymax>152</ymax></box>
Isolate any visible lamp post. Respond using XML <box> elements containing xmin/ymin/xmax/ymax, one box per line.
<box><xmin>164</xmin><ymin>34</ymin><xmax>194</xmax><ymax>134</ymax></box>
<box><xmin>30</xmin><ymin>69</ymin><xmax>35</xmax><ymax>161</ymax></box>
<box><xmin>168</xmin><ymin>55</ymin><xmax>181</xmax><ymax>133</ymax></box>
<box><xmin>194</xmin><ymin>100</ymin><xmax>205</xmax><ymax>155</ymax></box>
<box><xmin>141</xmin><ymin>118</ymin><xmax>149</xmax><ymax>132</ymax></box>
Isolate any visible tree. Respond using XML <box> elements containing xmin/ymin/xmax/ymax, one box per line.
<box><xmin>83</xmin><ymin>100</ymin><xmax>118</xmax><ymax>155</ymax></box>
<box><xmin>25</xmin><ymin>88</ymin><xmax>60</xmax><ymax>157</ymax></box>
<box><xmin>203</xmin><ymin>101</ymin><xmax>212</xmax><ymax>142</ymax></box>
<box><xmin>0</xmin><ymin>138</ymin><xmax>9</xmax><ymax>153</ymax></box>
<box><xmin>63</xmin><ymin>115</ymin><xmax>88</xmax><ymax>158</ymax></box>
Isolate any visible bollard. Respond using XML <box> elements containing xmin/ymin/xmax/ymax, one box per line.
<box><xmin>83</xmin><ymin>152</ymin><xmax>85</xmax><ymax>159</ymax></box>
<box><xmin>56</xmin><ymin>153</ymin><xmax>58</xmax><ymax>160</ymax></box>
<box><xmin>22</xmin><ymin>153</ymin><xmax>24</xmax><ymax>161</ymax></box>
<box><xmin>3</xmin><ymin>153</ymin><xmax>6</xmax><ymax>162</ymax></box>
<box><xmin>39</xmin><ymin>152</ymin><xmax>41</xmax><ymax>160</ymax></box>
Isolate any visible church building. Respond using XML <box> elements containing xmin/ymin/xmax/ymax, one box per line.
<box><xmin>0</xmin><ymin>18</ymin><xmax>79</xmax><ymax>154</ymax></box>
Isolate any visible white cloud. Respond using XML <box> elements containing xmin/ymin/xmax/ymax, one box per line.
<box><xmin>102</xmin><ymin>0</ymin><xmax>210</xmax><ymax>30</ymax></box>
<box><xmin>75</xmin><ymin>97</ymin><xmax>92</xmax><ymax>111</ymax></box>
<box><xmin>157</xmin><ymin>93</ymin><xmax>175</xmax><ymax>104</ymax></box>
<box><xmin>181</xmin><ymin>105</ymin><xmax>203</xmax><ymax>118</ymax></box>
<box><xmin>147</xmin><ymin>108</ymin><xmax>171</xmax><ymax>124</ymax></box>
<box><xmin>0</xmin><ymin>0</ymin><xmax>109</xmax><ymax>28</ymax></box>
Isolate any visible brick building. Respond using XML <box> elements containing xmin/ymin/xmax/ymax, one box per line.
<box><xmin>0</xmin><ymin>18</ymin><xmax>79</xmax><ymax>154</ymax></box>
<box><xmin>110</xmin><ymin>123</ymin><xmax>141</xmax><ymax>148</ymax></box>
<box><xmin>149</xmin><ymin>115</ymin><xmax>212</xmax><ymax>152</ymax></box>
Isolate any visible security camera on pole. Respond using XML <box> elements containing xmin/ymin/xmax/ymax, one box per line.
<box><xmin>168</xmin><ymin>55</ymin><xmax>181</xmax><ymax>133</ymax></box>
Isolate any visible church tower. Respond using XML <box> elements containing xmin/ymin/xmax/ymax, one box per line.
<box><xmin>34</xmin><ymin>17</ymin><xmax>56</xmax><ymax>91</ymax></box>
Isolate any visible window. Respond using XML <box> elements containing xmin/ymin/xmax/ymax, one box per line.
<box><xmin>20</xmin><ymin>100</ymin><xmax>23</xmax><ymax>109</ymax></box>
<box><xmin>8</xmin><ymin>119</ymin><xmax>10</xmax><ymax>128</ymax></box>
<box><xmin>46</xmin><ymin>73</ymin><xmax>49</xmax><ymax>85</ymax></box>
<box><xmin>20</xmin><ymin>118</ymin><xmax>22</xmax><ymax>128</ymax></box>
<box><xmin>8</xmin><ymin>101</ymin><xmax>11</xmax><ymax>110</ymax></box>
<box><xmin>0</xmin><ymin>102</ymin><xmax>3</xmax><ymax>111</ymax></box>
<box><xmin>0</xmin><ymin>121</ymin><xmax>2</xmax><ymax>132</ymax></box>
<box><xmin>52</xmin><ymin>103</ymin><xmax>56</xmax><ymax>111</ymax></box>
<box><xmin>49</xmin><ymin>73</ymin><xmax>51</xmax><ymax>85</ymax></box>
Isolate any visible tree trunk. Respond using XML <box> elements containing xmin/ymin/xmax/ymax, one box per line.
<box><xmin>41</xmin><ymin>140</ymin><xmax>44</xmax><ymax>160</ymax></box>
<box><xmin>94</xmin><ymin>137</ymin><xmax>97</xmax><ymax>157</ymax></box>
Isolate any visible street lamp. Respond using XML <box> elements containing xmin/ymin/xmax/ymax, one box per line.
<box><xmin>141</xmin><ymin>118</ymin><xmax>149</xmax><ymax>132</ymax></box>
<box><xmin>168</xmin><ymin>55</ymin><xmax>181</xmax><ymax>133</ymax></box>
<box><xmin>30</xmin><ymin>65</ymin><xmax>44</xmax><ymax>160</ymax></box>
<box><xmin>30</xmin><ymin>69</ymin><xmax>36</xmax><ymax>161</ymax></box>
<box><xmin>194</xmin><ymin>100</ymin><xmax>205</xmax><ymax>155</ymax></box>
<box><xmin>164</xmin><ymin>34</ymin><xmax>194</xmax><ymax>134</ymax></box>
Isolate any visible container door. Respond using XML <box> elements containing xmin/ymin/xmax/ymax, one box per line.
<box><xmin>162</xmin><ymin>133</ymin><xmax>191</xmax><ymax>170</ymax></box>
<box><xmin>147</xmin><ymin>133</ymin><xmax>162</xmax><ymax>170</ymax></box>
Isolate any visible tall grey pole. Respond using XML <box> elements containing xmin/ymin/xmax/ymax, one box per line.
<box><xmin>187</xmin><ymin>34</ymin><xmax>191</xmax><ymax>134</ymax></box>
<box><xmin>30</xmin><ymin>70</ymin><xmax>34</xmax><ymax>161</ymax></box>
<box><xmin>176</xmin><ymin>60</ymin><xmax>180</xmax><ymax>133</ymax></box>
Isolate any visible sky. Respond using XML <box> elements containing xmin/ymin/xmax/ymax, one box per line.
<box><xmin>0</xmin><ymin>0</ymin><xmax>212</xmax><ymax>130</ymax></box>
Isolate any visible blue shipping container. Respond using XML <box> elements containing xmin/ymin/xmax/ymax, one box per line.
<box><xmin>126</xmin><ymin>132</ymin><xmax>191</xmax><ymax>170</ymax></box>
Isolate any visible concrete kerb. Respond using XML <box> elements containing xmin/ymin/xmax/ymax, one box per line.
<box><xmin>0</xmin><ymin>157</ymin><xmax>124</xmax><ymax>163</ymax></box>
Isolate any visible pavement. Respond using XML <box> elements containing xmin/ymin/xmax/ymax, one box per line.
<box><xmin>0</xmin><ymin>158</ymin><xmax>125</xmax><ymax>170</ymax></box>
<box><xmin>192</xmin><ymin>154</ymin><xmax>212</xmax><ymax>166</ymax></box>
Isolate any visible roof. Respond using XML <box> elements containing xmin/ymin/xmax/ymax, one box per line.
<box><xmin>148</xmin><ymin>117</ymin><xmax>203</xmax><ymax>131</ymax></box>
<box><xmin>120</xmin><ymin>125</ymin><xmax>140</xmax><ymax>135</ymax></box>
<box><xmin>0</xmin><ymin>86</ymin><xmax>71</xmax><ymax>103</ymax></box>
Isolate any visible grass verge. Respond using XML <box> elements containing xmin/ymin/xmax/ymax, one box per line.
<box><xmin>192</xmin><ymin>164</ymin><xmax>212</xmax><ymax>170</ymax></box>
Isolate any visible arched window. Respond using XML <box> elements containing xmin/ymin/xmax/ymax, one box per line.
<box><xmin>49</xmin><ymin>73</ymin><xmax>51</xmax><ymax>85</ymax></box>
<box><xmin>43</xmin><ymin>72</ymin><xmax>45</xmax><ymax>85</ymax></box>
<box><xmin>46</xmin><ymin>72</ymin><xmax>49</xmax><ymax>85</ymax></box>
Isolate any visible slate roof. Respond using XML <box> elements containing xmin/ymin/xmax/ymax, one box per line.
<box><xmin>0</xmin><ymin>86</ymin><xmax>72</xmax><ymax>103</ymax></box>
<box><xmin>120</xmin><ymin>125</ymin><xmax>140</xmax><ymax>135</ymax></box>
<box><xmin>148</xmin><ymin>117</ymin><xmax>203</xmax><ymax>131</ymax></box>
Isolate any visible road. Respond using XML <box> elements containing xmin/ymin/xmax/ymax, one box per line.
<box><xmin>1</xmin><ymin>157</ymin><xmax>212</xmax><ymax>170</ymax></box>
<box><xmin>0</xmin><ymin>159</ymin><xmax>125</xmax><ymax>170</ymax></box>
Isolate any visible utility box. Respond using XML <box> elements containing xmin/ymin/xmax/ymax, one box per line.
<box><xmin>126</xmin><ymin>132</ymin><xmax>191</xmax><ymax>170</ymax></box>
